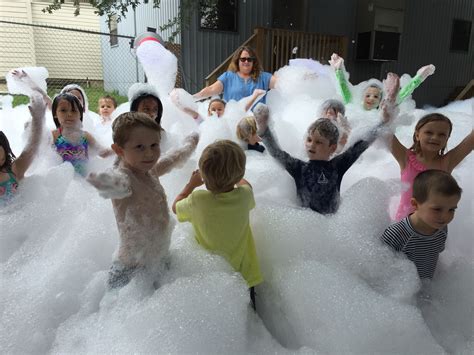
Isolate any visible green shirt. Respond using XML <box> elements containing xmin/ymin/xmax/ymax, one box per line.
<box><xmin>176</xmin><ymin>184</ymin><xmax>263</xmax><ymax>287</ymax></box>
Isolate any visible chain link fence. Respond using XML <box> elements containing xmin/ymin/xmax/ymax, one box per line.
<box><xmin>0</xmin><ymin>19</ymin><xmax>183</xmax><ymax>112</ymax></box>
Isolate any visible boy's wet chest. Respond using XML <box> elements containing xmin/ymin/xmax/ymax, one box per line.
<box><xmin>299</xmin><ymin>163</ymin><xmax>339</xmax><ymax>188</ymax></box>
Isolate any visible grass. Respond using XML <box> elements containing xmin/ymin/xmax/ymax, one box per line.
<box><xmin>11</xmin><ymin>87</ymin><xmax>128</xmax><ymax>113</ymax></box>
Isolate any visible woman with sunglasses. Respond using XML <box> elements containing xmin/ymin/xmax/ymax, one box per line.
<box><xmin>193</xmin><ymin>46</ymin><xmax>277</xmax><ymax>105</ymax></box>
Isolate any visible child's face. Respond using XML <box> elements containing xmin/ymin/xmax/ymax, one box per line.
<box><xmin>363</xmin><ymin>87</ymin><xmax>381</xmax><ymax>110</ymax></box>
<box><xmin>248</xmin><ymin>132</ymin><xmax>261</xmax><ymax>145</ymax></box>
<box><xmin>113</xmin><ymin>126</ymin><xmax>161</xmax><ymax>173</ymax></box>
<box><xmin>137</xmin><ymin>97</ymin><xmax>160</xmax><ymax>121</ymax></box>
<box><xmin>55</xmin><ymin>99</ymin><xmax>82</xmax><ymax>129</ymax></box>
<box><xmin>99</xmin><ymin>99</ymin><xmax>115</xmax><ymax>118</ymax></box>
<box><xmin>305</xmin><ymin>130</ymin><xmax>337</xmax><ymax>160</ymax></box>
<box><xmin>411</xmin><ymin>192</ymin><xmax>460</xmax><ymax>233</ymax></box>
<box><xmin>415</xmin><ymin>121</ymin><xmax>451</xmax><ymax>154</ymax></box>
<box><xmin>68</xmin><ymin>89</ymin><xmax>85</xmax><ymax>109</ymax></box>
<box><xmin>208</xmin><ymin>101</ymin><xmax>225</xmax><ymax>117</ymax></box>
<box><xmin>323</xmin><ymin>107</ymin><xmax>338</xmax><ymax>120</ymax></box>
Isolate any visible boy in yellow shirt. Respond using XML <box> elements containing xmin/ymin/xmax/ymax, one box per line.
<box><xmin>172</xmin><ymin>140</ymin><xmax>263</xmax><ymax>310</ymax></box>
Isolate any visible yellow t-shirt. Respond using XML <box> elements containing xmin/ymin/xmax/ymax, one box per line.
<box><xmin>176</xmin><ymin>184</ymin><xmax>263</xmax><ymax>287</ymax></box>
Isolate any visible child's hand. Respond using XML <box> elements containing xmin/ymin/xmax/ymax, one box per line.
<box><xmin>87</xmin><ymin>171</ymin><xmax>131</xmax><ymax>199</ymax></box>
<box><xmin>11</xmin><ymin>69</ymin><xmax>28</xmax><ymax>79</ymax></box>
<box><xmin>328</xmin><ymin>53</ymin><xmax>344</xmax><ymax>70</ymax></box>
<box><xmin>28</xmin><ymin>93</ymin><xmax>46</xmax><ymax>120</ymax></box>
<box><xmin>187</xmin><ymin>169</ymin><xmax>204</xmax><ymax>189</ymax></box>
<box><xmin>416</xmin><ymin>64</ymin><xmax>435</xmax><ymax>81</ymax></box>
<box><xmin>253</xmin><ymin>103</ymin><xmax>270</xmax><ymax>135</ymax></box>
<box><xmin>383</xmin><ymin>72</ymin><xmax>400</xmax><ymax>104</ymax></box>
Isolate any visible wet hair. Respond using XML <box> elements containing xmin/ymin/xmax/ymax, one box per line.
<box><xmin>130</xmin><ymin>94</ymin><xmax>163</xmax><ymax>125</ymax></box>
<box><xmin>236</xmin><ymin>116</ymin><xmax>257</xmax><ymax>142</ymax></box>
<box><xmin>112</xmin><ymin>112</ymin><xmax>161</xmax><ymax>147</ymax></box>
<box><xmin>208</xmin><ymin>98</ymin><xmax>226</xmax><ymax>113</ymax></box>
<box><xmin>0</xmin><ymin>131</ymin><xmax>16</xmax><ymax>171</ymax></box>
<box><xmin>410</xmin><ymin>113</ymin><xmax>452</xmax><ymax>155</ymax></box>
<box><xmin>413</xmin><ymin>170</ymin><xmax>462</xmax><ymax>203</ymax></box>
<box><xmin>306</xmin><ymin>118</ymin><xmax>340</xmax><ymax>146</ymax></box>
<box><xmin>98</xmin><ymin>95</ymin><xmax>117</xmax><ymax>109</ymax></box>
<box><xmin>320</xmin><ymin>99</ymin><xmax>345</xmax><ymax>117</ymax></box>
<box><xmin>199</xmin><ymin>140</ymin><xmax>246</xmax><ymax>193</ymax></box>
<box><xmin>363</xmin><ymin>84</ymin><xmax>383</xmax><ymax>108</ymax></box>
<box><xmin>51</xmin><ymin>93</ymin><xmax>84</xmax><ymax>128</ymax></box>
<box><xmin>227</xmin><ymin>46</ymin><xmax>262</xmax><ymax>81</ymax></box>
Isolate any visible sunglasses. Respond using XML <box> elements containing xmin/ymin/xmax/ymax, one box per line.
<box><xmin>239</xmin><ymin>57</ymin><xmax>255</xmax><ymax>63</ymax></box>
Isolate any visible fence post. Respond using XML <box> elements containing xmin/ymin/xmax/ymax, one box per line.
<box><xmin>254</xmin><ymin>27</ymin><xmax>266</xmax><ymax>69</ymax></box>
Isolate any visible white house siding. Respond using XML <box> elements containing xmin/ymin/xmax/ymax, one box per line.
<box><xmin>0</xmin><ymin>0</ymin><xmax>36</xmax><ymax>73</ymax></box>
<box><xmin>100</xmin><ymin>0</ymin><xmax>180</xmax><ymax>95</ymax></box>
<box><xmin>31</xmin><ymin>1</ymin><xmax>102</xmax><ymax>80</ymax></box>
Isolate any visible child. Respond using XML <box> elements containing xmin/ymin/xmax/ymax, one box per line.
<box><xmin>98</xmin><ymin>95</ymin><xmax>117</xmax><ymax>124</ymax></box>
<box><xmin>381</xmin><ymin>170</ymin><xmax>462</xmax><ymax>279</ymax></box>
<box><xmin>87</xmin><ymin>112</ymin><xmax>199</xmax><ymax>289</ymax></box>
<box><xmin>390</xmin><ymin>113</ymin><xmax>473</xmax><ymax>220</ymax></box>
<box><xmin>129</xmin><ymin>83</ymin><xmax>163</xmax><ymax>126</ymax></box>
<box><xmin>51</xmin><ymin>93</ymin><xmax>112</xmax><ymax>176</ymax></box>
<box><xmin>172</xmin><ymin>140</ymin><xmax>263</xmax><ymax>310</ymax></box>
<box><xmin>60</xmin><ymin>84</ymin><xmax>88</xmax><ymax>112</ymax></box>
<box><xmin>1</xmin><ymin>94</ymin><xmax>46</xmax><ymax>202</ymax></box>
<box><xmin>319</xmin><ymin>99</ymin><xmax>351</xmax><ymax>151</ymax></box>
<box><xmin>329</xmin><ymin>53</ymin><xmax>435</xmax><ymax>110</ymax></box>
<box><xmin>236</xmin><ymin>116</ymin><xmax>265</xmax><ymax>153</ymax></box>
<box><xmin>254</xmin><ymin>73</ymin><xmax>400</xmax><ymax>214</ymax></box>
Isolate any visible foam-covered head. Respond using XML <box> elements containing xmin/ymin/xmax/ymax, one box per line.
<box><xmin>128</xmin><ymin>83</ymin><xmax>163</xmax><ymax>125</ymax></box>
<box><xmin>52</xmin><ymin>93</ymin><xmax>84</xmax><ymax>128</ymax></box>
<box><xmin>199</xmin><ymin>140</ymin><xmax>246</xmax><ymax>193</ymax></box>
<box><xmin>60</xmin><ymin>84</ymin><xmax>88</xmax><ymax>112</ymax></box>
<box><xmin>208</xmin><ymin>99</ymin><xmax>226</xmax><ymax>117</ymax></box>
<box><xmin>362</xmin><ymin>84</ymin><xmax>382</xmax><ymax>110</ymax></box>
<box><xmin>411</xmin><ymin>113</ymin><xmax>452</xmax><ymax>155</ymax></box>
<box><xmin>320</xmin><ymin>99</ymin><xmax>346</xmax><ymax>119</ymax></box>
<box><xmin>112</xmin><ymin>112</ymin><xmax>161</xmax><ymax>147</ymax></box>
<box><xmin>0</xmin><ymin>131</ymin><xmax>16</xmax><ymax>170</ymax></box>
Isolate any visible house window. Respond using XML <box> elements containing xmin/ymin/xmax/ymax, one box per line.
<box><xmin>147</xmin><ymin>27</ymin><xmax>157</xmax><ymax>33</ymax></box>
<box><xmin>199</xmin><ymin>0</ymin><xmax>238</xmax><ymax>32</ymax></box>
<box><xmin>109</xmin><ymin>14</ymin><xmax>118</xmax><ymax>47</ymax></box>
<box><xmin>450</xmin><ymin>19</ymin><xmax>471</xmax><ymax>52</ymax></box>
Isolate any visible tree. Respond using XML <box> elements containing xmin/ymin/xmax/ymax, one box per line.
<box><xmin>42</xmin><ymin>0</ymin><xmax>217</xmax><ymax>42</ymax></box>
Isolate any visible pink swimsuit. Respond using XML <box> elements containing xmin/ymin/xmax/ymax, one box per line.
<box><xmin>395</xmin><ymin>150</ymin><xmax>427</xmax><ymax>221</ymax></box>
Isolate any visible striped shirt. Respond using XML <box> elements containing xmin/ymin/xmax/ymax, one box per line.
<box><xmin>381</xmin><ymin>217</ymin><xmax>447</xmax><ymax>279</ymax></box>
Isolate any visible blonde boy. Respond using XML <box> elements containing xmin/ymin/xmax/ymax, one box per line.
<box><xmin>87</xmin><ymin>112</ymin><xmax>198</xmax><ymax>288</ymax></box>
<box><xmin>236</xmin><ymin>116</ymin><xmax>265</xmax><ymax>153</ymax></box>
<box><xmin>172</xmin><ymin>140</ymin><xmax>263</xmax><ymax>309</ymax></box>
<box><xmin>381</xmin><ymin>170</ymin><xmax>462</xmax><ymax>279</ymax></box>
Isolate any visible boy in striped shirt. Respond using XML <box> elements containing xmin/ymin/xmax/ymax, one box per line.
<box><xmin>381</xmin><ymin>170</ymin><xmax>462</xmax><ymax>279</ymax></box>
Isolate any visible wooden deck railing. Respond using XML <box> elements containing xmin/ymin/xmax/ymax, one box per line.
<box><xmin>205</xmin><ymin>27</ymin><xmax>348</xmax><ymax>87</ymax></box>
<box><xmin>455</xmin><ymin>79</ymin><xmax>474</xmax><ymax>101</ymax></box>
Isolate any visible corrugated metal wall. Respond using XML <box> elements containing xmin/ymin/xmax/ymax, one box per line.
<box><xmin>180</xmin><ymin>0</ymin><xmax>273</xmax><ymax>93</ymax></box>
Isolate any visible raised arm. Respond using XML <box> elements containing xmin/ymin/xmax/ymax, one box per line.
<box><xmin>445</xmin><ymin>129</ymin><xmax>474</xmax><ymax>172</ymax></box>
<box><xmin>152</xmin><ymin>132</ymin><xmax>199</xmax><ymax>177</ymax></box>
<box><xmin>86</xmin><ymin>169</ymin><xmax>131</xmax><ymax>199</ymax></box>
<box><xmin>244</xmin><ymin>89</ymin><xmax>266</xmax><ymax>112</ymax></box>
<box><xmin>397</xmin><ymin>65</ymin><xmax>435</xmax><ymax>104</ymax></box>
<box><xmin>172</xmin><ymin>169</ymin><xmax>203</xmax><ymax>214</ymax></box>
<box><xmin>193</xmin><ymin>80</ymin><xmax>224</xmax><ymax>101</ymax></box>
<box><xmin>11</xmin><ymin>94</ymin><xmax>46</xmax><ymax>180</ymax></box>
<box><xmin>329</xmin><ymin>53</ymin><xmax>352</xmax><ymax>104</ymax></box>
<box><xmin>381</xmin><ymin>73</ymin><xmax>408</xmax><ymax>170</ymax></box>
<box><xmin>170</xmin><ymin>88</ymin><xmax>204</xmax><ymax>124</ymax></box>
<box><xmin>254</xmin><ymin>103</ymin><xmax>302</xmax><ymax>174</ymax></box>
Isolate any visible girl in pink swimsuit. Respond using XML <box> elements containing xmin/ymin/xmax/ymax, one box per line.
<box><xmin>390</xmin><ymin>113</ymin><xmax>473</xmax><ymax>220</ymax></box>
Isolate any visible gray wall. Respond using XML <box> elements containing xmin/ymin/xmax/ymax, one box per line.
<box><xmin>305</xmin><ymin>0</ymin><xmax>473</xmax><ymax>107</ymax></box>
<box><xmin>180</xmin><ymin>0</ymin><xmax>273</xmax><ymax>93</ymax></box>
